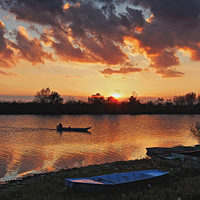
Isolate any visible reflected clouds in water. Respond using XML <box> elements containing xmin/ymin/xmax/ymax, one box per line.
<box><xmin>0</xmin><ymin>114</ymin><xmax>198</xmax><ymax>182</ymax></box>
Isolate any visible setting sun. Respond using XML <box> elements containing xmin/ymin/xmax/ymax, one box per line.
<box><xmin>112</xmin><ymin>93</ymin><xmax>121</xmax><ymax>99</ymax></box>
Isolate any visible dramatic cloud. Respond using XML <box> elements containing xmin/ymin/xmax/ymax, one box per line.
<box><xmin>131</xmin><ymin>0</ymin><xmax>200</xmax><ymax>77</ymax></box>
<box><xmin>0</xmin><ymin>20</ymin><xmax>17</xmax><ymax>68</ymax></box>
<box><xmin>100</xmin><ymin>66</ymin><xmax>142</xmax><ymax>77</ymax></box>
<box><xmin>10</xmin><ymin>26</ymin><xmax>55</xmax><ymax>65</ymax></box>
<box><xmin>1</xmin><ymin>0</ymin><xmax>200</xmax><ymax>77</ymax></box>
<box><xmin>0</xmin><ymin>0</ymin><xmax>65</xmax><ymax>26</ymax></box>
<box><xmin>133</xmin><ymin>0</ymin><xmax>200</xmax><ymax>25</ymax></box>
<box><xmin>148</xmin><ymin>50</ymin><xmax>183</xmax><ymax>78</ymax></box>
<box><xmin>13</xmin><ymin>27</ymin><xmax>53</xmax><ymax>65</ymax></box>
<box><xmin>0</xmin><ymin>21</ymin><xmax>54</xmax><ymax>70</ymax></box>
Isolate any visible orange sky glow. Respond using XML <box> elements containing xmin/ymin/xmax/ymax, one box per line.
<box><xmin>1</xmin><ymin>0</ymin><xmax>200</xmax><ymax>102</ymax></box>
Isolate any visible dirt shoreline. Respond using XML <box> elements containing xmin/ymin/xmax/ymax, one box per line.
<box><xmin>0</xmin><ymin>158</ymin><xmax>156</xmax><ymax>190</ymax></box>
<box><xmin>2</xmin><ymin>158</ymin><xmax>200</xmax><ymax>199</ymax></box>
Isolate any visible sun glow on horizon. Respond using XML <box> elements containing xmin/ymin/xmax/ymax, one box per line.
<box><xmin>112</xmin><ymin>93</ymin><xmax>121</xmax><ymax>99</ymax></box>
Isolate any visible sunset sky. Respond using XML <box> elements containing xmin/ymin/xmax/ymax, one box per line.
<box><xmin>1</xmin><ymin>0</ymin><xmax>200</xmax><ymax>102</ymax></box>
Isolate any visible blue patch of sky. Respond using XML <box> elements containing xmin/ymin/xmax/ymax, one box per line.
<box><xmin>0</xmin><ymin>8</ymin><xmax>45</xmax><ymax>41</ymax></box>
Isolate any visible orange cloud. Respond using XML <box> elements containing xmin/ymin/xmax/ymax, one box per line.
<box><xmin>0</xmin><ymin>20</ymin><xmax>17</xmax><ymax>68</ymax></box>
<box><xmin>100</xmin><ymin>66</ymin><xmax>142</xmax><ymax>77</ymax></box>
<box><xmin>11</xmin><ymin>26</ymin><xmax>55</xmax><ymax>65</ymax></box>
<box><xmin>181</xmin><ymin>46</ymin><xmax>200</xmax><ymax>61</ymax></box>
<box><xmin>63</xmin><ymin>3</ymin><xmax>80</xmax><ymax>10</ymax></box>
<box><xmin>42</xmin><ymin>26</ymin><xmax>129</xmax><ymax>65</ymax></box>
<box><xmin>146</xmin><ymin>14</ymin><xmax>155</xmax><ymax>23</ymax></box>
<box><xmin>0</xmin><ymin>69</ymin><xmax>17</xmax><ymax>76</ymax></box>
<box><xmin>63</xmin><ymin>3</ymin><xmax>70</xmax><ymax>10</ymax></box>
<box><xmin>147</xmin><ymin>50</ymin><xmax>183</xmax><ymax>78</ymax></box>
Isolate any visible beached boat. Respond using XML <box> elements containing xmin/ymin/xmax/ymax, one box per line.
<box><xmin>56</xmin><ymin>126</ymin><xmax>91</xmax><ymax>132</ymax></box>
<box><xmin>146</xmin><ymin>145</ymin><xmax>200</xmax><ymax>170</ymax></box>
<box><xmin>152</xmin><ymin>151</ymin><xmax>200</xmax><ymax>170</ymax></box>
<box><xmin>146</xmin><ymin>145</ymin><xmax>200</xmax><ymax>157</ymax></box>
<box><xmin>65</xmin><ymin>169</ymin><xmax>169</xmax><ymax>193</ymax></box>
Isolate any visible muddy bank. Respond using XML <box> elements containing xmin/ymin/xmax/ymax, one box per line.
<box><xmin>1</xmin><ymin>158</ymin><xmax>200</xmax><ymax>200</ymax></box>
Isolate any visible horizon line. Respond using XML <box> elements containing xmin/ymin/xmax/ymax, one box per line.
<box><xmin>0</xmin><ymin>95</ymin><xmax>174</xmax><ymax>102</ymax></box>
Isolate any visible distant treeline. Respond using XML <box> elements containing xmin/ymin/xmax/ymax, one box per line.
<box><xmin>1</xmin><ymin>100</ymin><xmax>200</xmax><ymax>114</ymax></box>
<box><xmin>1</xmin><ymin>88</ymin><xmax>200</xmax><ymax>114</ymax></box>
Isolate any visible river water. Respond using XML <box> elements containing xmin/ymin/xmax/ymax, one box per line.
<box><xmin>0</xmin><ymin>114</ymin><xmax>199</xmax><ymax>182</ymax></box>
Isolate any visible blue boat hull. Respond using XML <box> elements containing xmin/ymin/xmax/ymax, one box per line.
<box><xmin>65</xmin><ymin>169</ymin><xmax>169</xmax><ymax>193</ymax></box>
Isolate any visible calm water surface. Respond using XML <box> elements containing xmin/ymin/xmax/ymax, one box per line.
<box><xmin>0</xmin><ymin>114</ymin><xmax>199</xmax><ymax>182</ymax></box>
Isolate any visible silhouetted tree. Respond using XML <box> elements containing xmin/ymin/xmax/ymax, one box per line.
<box><xmin>146</xmin><ymin>100</ymin><xmax>155</xmax><ymax>106</ymax></box>
<box><xmin>34</xmin><ymin>87</ymin><xmax>63</xmax><ymax>104</ymax></box>
<box><xmin>88</xmin><ymin>93</ymin><xmax>105</xmax><ymax>104</ymax></box>
<box><xmin>165</xmin><ymin>99</ymin><xmax>173</xmax><ymax>106</ymax></box>
<box><xmin>173</xmin><ymin>95</ymin><xmax>186</xmax><ymax>106</ymax></box>
<box><xmin>65</xmin><ymin>96</ymin><xmax>76</xmax><ymax>104</ymax></box>
<box><xmin>190</xmin><ymin>121</ymin><xmax>200</xmax><ymax>139</ymax></box>
<box><xmin>197</xmin><ymin>95</ymin><xmax>200</xmax><ymax>105</ymax></box>
<box><xmin>49</xmin><ymin>91</ymin><xmax>63</xmax><ymax>104</ymax></box>
<box><xmin>129</xmin><ymin>95</ymin><xmax>137</xmax><ymax>104</ymax></box>
<box><xmin>107</xmin><ymin>96</ymin><xmax>118</xmax><ymax>104</ymax></box>
<box><xmin>185</xmin><ymin>92</ymin><xmax>196</xmax><ymax>105</ymax></box>
<box><xmin>173</xmin><ymin>92</ymin><xmax>197</xmax><ymax>106</ymax></box>
<box><xmin>34</xmin><ymin>87</ymin><xmax>51</xmax><ymax>104</ymax></box>
<box><xmin>155</xmin><ymin>98</ymin><xmax>164</xmax><ymax>106</ymax></box>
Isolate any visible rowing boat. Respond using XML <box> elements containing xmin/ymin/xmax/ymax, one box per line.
<box><xmin>56</xmin><ymin>126</ymin><xmax>91</xmax><ymax>132</ymax></box>
<box><xmin>65</xmin><ymin>169</ymin><xmax>169</xmax><ymax>193</ymax></box>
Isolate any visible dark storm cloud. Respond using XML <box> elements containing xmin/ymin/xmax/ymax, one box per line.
<box><xmin>0</xmin><ymin>0</ymin><xmax>56</xmax><ymax>32</ymax></box>
<box><xmin>130</xmin><ymin>0</ymin><xmax>200</xmax><ymax>77</ymax></box>
<box><xmin>126</xmin><ymin>7</ymin><xmax>144</xmax><ymax>28</ymax></box>
<box><xmin>38</xmin><ymin>2</ymin><xmax>131</xmax><ymax>64</ymax></box>
<box><xmin>59</xmin><ymin>2</ymin><xmax>143</xmax><ymax>64</ymax></box>
<box><xmin>1</xmin><ymin>0</ymin><xmax>64</xmax><ymax>15</ymax></box>
<box><xmin>1</xmin><ymin>0</ymin><xmax>200</xmax><ymax>77</ymax></box>
<box><xmin>133</xmin><ymin>0</ymin><xmax>200</xmax><ymax>25</ymax></box>
<box><xmin>64</xmin><ymin>3</ymin><xmax>127</xmax><ymax>42</ymax></box>
<box><xmin>0</xmin><ymin>0</ymin><xmax>65</xmax><ymax>31</ymax></box>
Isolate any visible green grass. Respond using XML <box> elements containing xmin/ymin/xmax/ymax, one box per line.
<box><xmin>1</xmin><ymin>158</ymin><xmax>200</xmax><ymax>200</ymax></box>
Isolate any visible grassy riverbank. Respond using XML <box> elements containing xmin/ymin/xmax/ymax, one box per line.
<box><xmin>1</xmin><ymin>158</ymin><xmax>200</xmax><ymax>200</ymax></box>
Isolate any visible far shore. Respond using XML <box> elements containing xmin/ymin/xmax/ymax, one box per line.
<box><xmin>1</xmin><ymin>102</ymin><xmax>200</xmax><ymax>114</ymax></box>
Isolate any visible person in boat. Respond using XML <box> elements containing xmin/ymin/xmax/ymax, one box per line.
<box><xmin>58</xmin><ymin>123</ymin><xmax>62</xmax><ymax>128</ymax></box>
